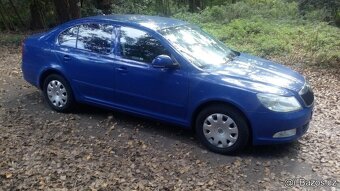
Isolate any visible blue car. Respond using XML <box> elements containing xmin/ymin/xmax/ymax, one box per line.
<box><xmin>22</xmin><ymin>15</ymin><xmax>314</xmax><ymax>154</ymax></box>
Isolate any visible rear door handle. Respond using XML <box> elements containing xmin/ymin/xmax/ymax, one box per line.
<box><xmin>63</xmin><ymin>55</ymin><xmax>71</xmax><ymax>61</ymax></box>
<box><xmin>116</xmin><ymin>66</ymin><xmax>128</xmax><ymax>73</ymax></box>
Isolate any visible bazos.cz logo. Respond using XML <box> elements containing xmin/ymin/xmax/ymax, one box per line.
<box><xmin>283</xmin><ymin>178</ymin><xmax>338</xmax><ymax>188</ymax></box>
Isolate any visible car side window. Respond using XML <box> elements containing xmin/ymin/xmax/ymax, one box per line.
<box><xmin>58</xmin><ymin>26</ymin><xmax>78</xmax><ymax>48</ymax></box>
<box><xmin>119</xmin><ymin>26</ymin><xmax>170</xmax><ymax>63</ymax></box>
<box><xmin>77</xmin><ymin>23</ymin><xmax>114</xmax><ymax>54</ymax></box>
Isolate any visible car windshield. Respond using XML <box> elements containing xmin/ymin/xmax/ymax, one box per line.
<box><xmin>160</xmin><ymin>25</ymin><xmax>236</xmax><ymax>69</ymax></box>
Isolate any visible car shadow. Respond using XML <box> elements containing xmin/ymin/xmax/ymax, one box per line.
<box><xmin>74</xmin><ymin>103</ymin><xmax>195</xmax><ymax>140</ymax></box>
<box><xmin>241</xmin><ymin>142</ymin><xmax>300</xmax><ymax>158</ymax></box>
<box><xmin>73</xmin><ymin>103</ymin><xmax>300</xmax><ymax>159</ymax></box>
<box><xmin>10</xmin><ymin>91</ymin><xmax>300</xmax><ymax>159</ymax></box>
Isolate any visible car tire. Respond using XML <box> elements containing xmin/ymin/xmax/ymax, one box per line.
<box><xmin>43</xmin><ymin>74</ymin><xmax>75</xmax><ymax>112</ymax></box>
<box><xmin>195</xmin><ymin>104</ymin><xmax>249</xmax><ymax>155</ymax></box>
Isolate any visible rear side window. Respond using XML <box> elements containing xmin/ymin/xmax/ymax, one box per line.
<box><xmin>119</xmin><ymin>27</ymin><xmax>169</xmax><ymax>63</ymax></box>
<box><xmin>77</xmin><ymin>24</ymin><xmax>114</xmax><ymax>54</ymax></box>
<box><xmin>58</xmin><ymin>26</ymin><xmax>78</xmax><ymax>48</ymax></box>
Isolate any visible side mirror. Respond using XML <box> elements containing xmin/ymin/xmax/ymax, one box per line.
<box><xmin>152</xmin><ymin>55</ymin><xmax>178</xmax><ymax>69</ymax></box>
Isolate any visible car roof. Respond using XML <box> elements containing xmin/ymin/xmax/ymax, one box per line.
<box><xmin>82</xmin><ymin>14</ymin><xmax>188</xmax><ymax>31</ymax></box>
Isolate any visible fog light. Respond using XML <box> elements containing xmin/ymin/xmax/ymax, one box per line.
<box><xmin>273</xmin><ymin>129</ymin><xmax>296</xmax><ymax>138</ymax></box>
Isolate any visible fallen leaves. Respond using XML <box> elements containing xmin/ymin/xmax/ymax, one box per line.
<box><xmin>4</xmin><ymin>172</ymin><xmax>13</xmax><ymax>179</ymax></box>
<box><xmin>0</xmin><ymin>48</ymin><xmax>339</xmax><ymax>190</ymax></box>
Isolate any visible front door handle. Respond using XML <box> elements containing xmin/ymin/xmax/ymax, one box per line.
<box><xmin>63</xmin><ymin>55</ymin><xmax>71</xmax><ymax>61</ymax></box>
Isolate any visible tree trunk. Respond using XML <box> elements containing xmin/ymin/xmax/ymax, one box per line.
<box><xmin>164</xmin><ymin>0</ymin><xmax>171</xmax><ymax>16</ymax></box>
<box><xmin>0</xmin><ymin>4</ymin><xmax>9</xmax><ymax>31</ymax></box>
<box><xmin>188</xmin><ymin>0</ymin><xmax>195</xmax><ymax>12</ymax></box>
<box><xmin>298</xmin><ymin>0</ymin><xmax>308</xmax><ymax>16</ymax></box>
<box><xmin>96</xmin><ymin>0</ymin><xmax>112</xmax><ymax>14</ymax></box>
<box><xmin>188</xmin><ymin>0</ymin><xmax>204</xmax><ymax>12</ymax></box>
<box><xmin>69</xmin><ymin>0</ymin><xmax>81</xmax><ymax>19</ymax></box>
<box><xmin>0</xmin><ymin>0</ymin><xmax>14</xmax><ymax>30</ymax></box>
<box><xmin>30</xmin><ymin>0</ymin><xmax>45</xmax><ymax>29</ymax></box>
<box><xmin>53</xmin><ymin>0</ymin><xmax>70</xmax><ymax>23</ymax></box>
<box><xmin>155</xmin><ymin>0</ymin><xmax>162</xmax><ymax>14</ymax></box>
<box><xmin>9</xmin><ymin>0</ymin><xmax>25</xmax><ymax>28</ymax></box>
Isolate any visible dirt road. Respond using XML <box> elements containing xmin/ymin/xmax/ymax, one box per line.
<box><xmin>0</xmin><ymin>47</ymin><xmax>339</xmax><ymax>190</ymax></box>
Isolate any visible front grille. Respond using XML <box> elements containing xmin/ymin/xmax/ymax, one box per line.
<box><xmin>300</xmin><ymin>87</ymin><xmax>314</xmax><ymax>106</ymax></box>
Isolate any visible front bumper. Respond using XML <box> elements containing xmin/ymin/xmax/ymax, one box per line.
<box><xmin>248</xmin><ymin>105</ymin><xmax>313</xmax><ymax>145</ymax></box>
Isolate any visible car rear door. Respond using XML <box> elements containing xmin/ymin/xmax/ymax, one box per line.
<box><xmin>114</xmin><ymin>26</ymin><xmax>189</xmax><ymax>122</ymax></box>
<box><xmin>55</xmin><ymin>23</ymin><xmax>117</xmax><ymax>104</ymax></box>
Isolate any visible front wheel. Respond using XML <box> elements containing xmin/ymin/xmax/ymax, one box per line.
<box><xmin>43</xmin><ymin>74</ymin><xmax>75</xmax><ymax>112</ymax></box>
<box><xmin>195</xmin><ymin>105</ymin><xmax>249</xmax><ymax>155</ymax></box>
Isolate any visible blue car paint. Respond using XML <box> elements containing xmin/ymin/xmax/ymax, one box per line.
<box><xmin>21</xmin><ymin>14</ymin><xmax>313</xmax><ymax>145</ymax></box>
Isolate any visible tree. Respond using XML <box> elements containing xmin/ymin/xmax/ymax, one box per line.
<box><xmin>95</xmin><ymin>0</ymin><xmax>112</xmax><ymax>14</ymax></box>
<box><xmin>69</xmin><ymin>0</ymin><xmax>81</xmax><ymax>19</ymax></box>
<box><xmin>30</xmin><ymin>0</ymin><xmax>46</xmax><ymax>29</ymax></box>
<box><xmin>298</xmin><ymin>0</ymin><xmax>339</xmax><ymax>26</ymax></box>
<box><xmin>9</xmin><ymin>0</ymin><xmax>25</xmax><ymax>28</ymax></box>
<box><xmin>54</xmin><ymin>0</ymin><xmax>70</xmax><ymax>23</ymax></box>
<box><xmin>0</xmin><ymin>0</ymin><xmax>15</xmax><ymax>30</ymax></box>
<box><xmin>53</xmin><ymin>0</ymin><xmax>81</xmax><ymax>24</ymax></box>
<box><xmin>188</xmin><ymin>0</ymin><xmax>204</xmax><ymax>12</ymax></box>
<box><xmin>155</xmin><ymin>0</ymin><xmax>171</xmax><ymax>16</ymax></box>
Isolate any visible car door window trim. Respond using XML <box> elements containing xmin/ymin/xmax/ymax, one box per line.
<box><xmin>117</xmin><ymin>26</ymin><xmax>172</xmax><ymax>65</ymax></box>
<box><xmin>56</xmin><ymin>22</ymin><xmax>116</xmax><ymax>56</ymax></box>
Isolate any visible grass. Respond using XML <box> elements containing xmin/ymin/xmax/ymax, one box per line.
<box><xmin>0</xmin><ymin>33</ymin><xmax>26</xmax><ymax>47</ymax></box>
<box><xmin>200</xmin><ymin>19</ymin><xmax>340</xmax><ymax>67</ymax></box>
<box><xmin>174</xmin><ymin>0</ymin><xmax>340</xmax><ymax>67</ymax></box>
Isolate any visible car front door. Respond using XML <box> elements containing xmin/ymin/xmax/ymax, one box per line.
<box><xmin>55</xmin><ymin>23</ymin><xmax>116</xmax><ymax>104</ymax></box>
<box><xmin>114</xmin><ymin>26</ymin><xmax>189</xmax><ymax>122</ymax></box>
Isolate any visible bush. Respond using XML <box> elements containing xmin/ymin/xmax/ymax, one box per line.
<box><xmin>0</xmin><ymin>33</ymin><xmax>26</xmax><ymax>46</ymax></box>
<box><xmin>200</xmin><ymin>19</ymin><xmax>292</xmax><ymax>56</ymax></box>
<box><xmin>298</xmin><ymin>0</ymin><xmax>340</xmax><ymax>26</ymax></box>
<box><xmin>172</xmin><ymin>0</ymin><xmax>340</xmax><ymax>67</ymax></box>
<box><xmin>174</xmin><ymin>0</ymin><xmax>300</xmax><ymax>24</ymax></box>
<box><xmin>174</xmin><ymin>5</ymin><xmax>340</xmax><ymax>67</ymax></box>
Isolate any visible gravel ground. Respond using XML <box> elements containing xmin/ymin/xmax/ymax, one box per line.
<box><xmin>0</xmin><ymin>47</ymin><xmax>339</xmax><ymax>190</ymax></box>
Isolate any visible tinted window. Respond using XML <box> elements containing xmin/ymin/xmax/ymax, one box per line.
<box><xmin>58</xmin><ymin>26</ymin><xmax>78</xmax><ymax>48</ymax></box>
<box><xmin>77</xmin><ymin>24</ymin><xmax>114</xmax><ymax>54</ymax></box>
<box><xmin>119</xmin><ymin>27</ymin><xmax>169</xmax><ymax>63</ymax></box>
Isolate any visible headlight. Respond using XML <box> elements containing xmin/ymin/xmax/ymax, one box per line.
<box><xmin>257</xmin><ymin>93</ymin><xmax>302</xmax><ymax>112</ymax></box>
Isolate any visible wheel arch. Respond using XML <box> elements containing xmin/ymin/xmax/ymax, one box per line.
<box><xmin>191</xmin><ymin>100</ymin><xmax>253</xmax><ymax>143</ymax></box>
<box><xmin>38</xmin><ymin>69</ymin><xmax>68</xmax><ymax>90</ymax></box>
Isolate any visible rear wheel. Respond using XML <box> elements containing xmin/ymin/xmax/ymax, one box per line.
<box><xmin>43</xmin><ymin>74</ymin><xmax>75</xmax><ymax>112</ymax></box>
<box><xmin>195</xmin><ymin>105</ymin><xmax>249</xmax><ymax>155</ymax></box>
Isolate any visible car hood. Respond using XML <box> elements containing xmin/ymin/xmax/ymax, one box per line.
<box><xmin>208</xmin><ymin>53</ymin><xmax>305</xmax><ymax>94</ymax></box>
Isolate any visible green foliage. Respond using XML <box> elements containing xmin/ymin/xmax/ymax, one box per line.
<box><xmin>81</xmin><ymin>3</ymin><xmax>103</xmax><ymax>17</ymax></box>
<box><xmin>174</xmin><ymin>1</ymin><xmax>340</xmax><ymax>67</ymax></box>
<box><xmin>200</xmin><ymin>19</ymin><xmax>291</xmax><ymax>56</ymax></box>
<box><xmin>0</xmin><ymin>0</ymin><xmax>339</xmax><ymax>67</ymax></box>
<box><xmin>203</xmin><ymin>20</ymin><xmax>339</xmax><ymax>64</ymax></box>
<box><xmin>175</xmin><ymin>0</ymin><xmax>301</xmax><ymax>24</ymax></box>
<box><xmin>298</xmin><ymin>0</ymin><xmax>339</xmax><ymax>24</ymax></box>
<box><xmin>0</xmin><ymin>33</ymin><xmax>25</xmax><ymax>46</ymax></box>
